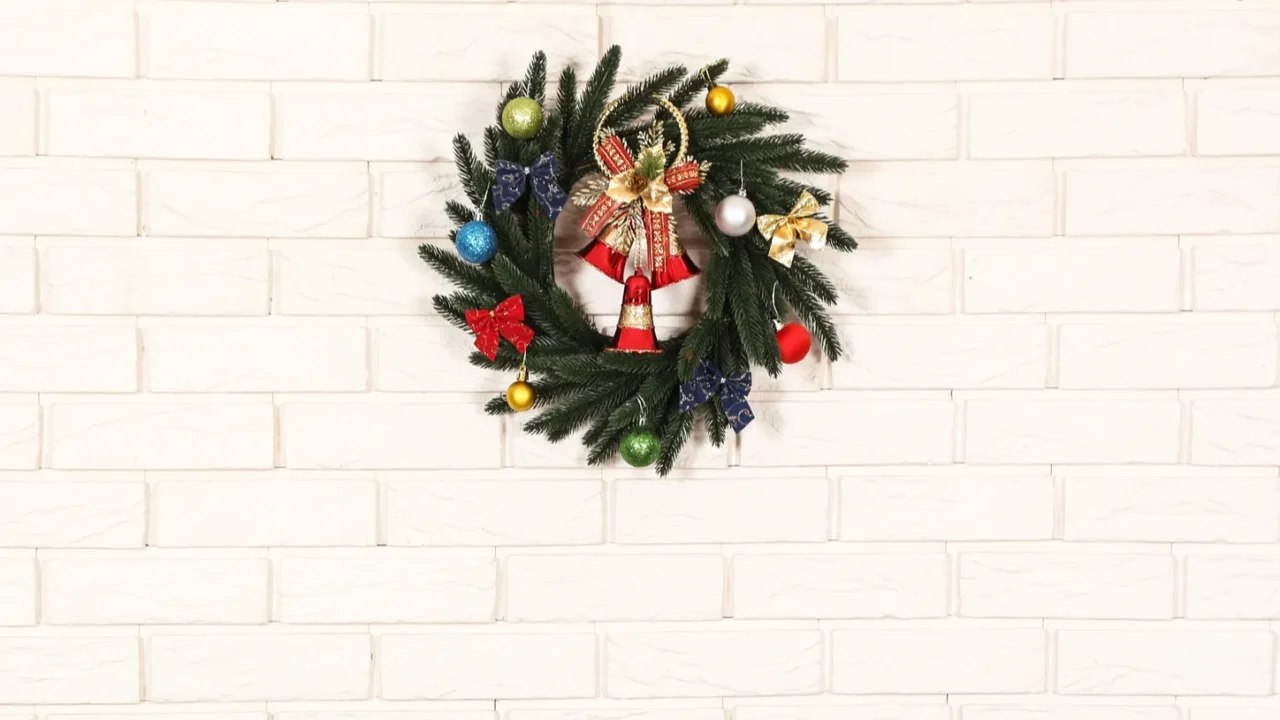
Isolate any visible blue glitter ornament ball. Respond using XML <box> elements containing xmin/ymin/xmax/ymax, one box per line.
<box><xmin>455</xmin><ymin>220</ymin><xmax>498</xmax><ymax>264</ymax></box>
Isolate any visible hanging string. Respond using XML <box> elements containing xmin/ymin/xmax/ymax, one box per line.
<box><xmin>477</xmin><ymin>185</ymin><xmax>491</xmax><ymax>217</ymax></box>
<box><xmin>770</xmin><ymin>282</ymin><xmax>782</xmax><ymax>322</ymax></box>
<box><xmin>700</xmin><ymin>66</ymin><xmax>714</xmax><ymax>87</ymax></box>
<box><xmin>738</xmin><ymin>160</ymin><xmax>747</xmax><ymax>197</ymax></box>
<box><xmin>636</xmin><ymin>395</ymin><xmax>648</xmax><ymax>425</ymax></box>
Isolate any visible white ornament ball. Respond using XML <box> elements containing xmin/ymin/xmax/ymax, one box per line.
<box><xmin>714</xmin><ymin>194</ymin><xmax>757</xmax><ymax>237</ymax></box>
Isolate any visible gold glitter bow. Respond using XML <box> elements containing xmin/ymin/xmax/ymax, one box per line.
<box><xmin>757</xmin><ymin>191</ymin><xmax>829</xmax><ymax>267</ymax></box>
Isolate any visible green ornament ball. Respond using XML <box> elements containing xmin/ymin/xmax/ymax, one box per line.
<box><xmin>619</xmin><ymin>428</ymin><xmax>662</xmax><ymax>468</ymax></box>
<box><xmin>502</xmin><ymin>97</ymin><xmax>544</xmax><ymax>140</ymax></box>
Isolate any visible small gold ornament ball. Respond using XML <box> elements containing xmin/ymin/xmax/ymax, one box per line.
<box><xmin>705</xmin><ymin>86</ymin><xmax>736</xmax><ymax>116</ymax></box>
<box><xmin>506</xmin><ymin>380</ymin><xmax>536</xmax><ymax>412</ymax></box>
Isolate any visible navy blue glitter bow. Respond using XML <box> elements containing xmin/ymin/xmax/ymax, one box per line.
<box><xmin>494</xmin><ymin>152</ymin><xmax>568</xmax><ymax>219</ymax></box>
<box><xmin>679</xmin><ymin>360</ymin><xmax>754</xmax><ymax>433</ymax></box>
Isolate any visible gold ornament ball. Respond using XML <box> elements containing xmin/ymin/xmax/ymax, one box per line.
<box><xmin>501</xmin><ymin>97</ymin><xmax>544</xmax><ymax>140</ymax></box>
<box><xmin>506</xmin><ymin>380</ymin><xmax>536</xmax><ymax>412</ymax></box>
<box><xmin>705</xmin><ymin>86</ymin><xmax>736</xmax><ymax>116</ymax></box>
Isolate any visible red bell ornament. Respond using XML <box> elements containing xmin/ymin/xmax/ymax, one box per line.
<box><xmin>609</xmin><ymin>270</ymin><xmax>661</xmax><ymax>354</ymax></box>
<box><xmin>575</xmin><ymin>97</ymin><xmax>705</xmax><ymax>289</ymax></box>
<box><xmin>776</xmin><ymin>322</ymin><xmax>812</xmax><ymax>364</ymax></box>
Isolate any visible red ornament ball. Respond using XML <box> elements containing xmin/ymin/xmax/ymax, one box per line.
<box><xmin>776</xmin><ymin>322</ymin><xmax>812</xmax><ymax>364</ymax></box>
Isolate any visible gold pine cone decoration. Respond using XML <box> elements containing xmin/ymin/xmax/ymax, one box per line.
<box><xmin>705</xmin><ymin>85</ymin><xmax>736</xmax><ymax>116</ymax></box>
<box><xmin>506</xmin><ymin>372</ymin><xmax>536</xmax><ymax>412</ymax></box>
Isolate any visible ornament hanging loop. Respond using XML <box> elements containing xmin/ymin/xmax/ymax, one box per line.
<box><xmin>591</xmin><ymin>94</ymin><xmax>692</xmax><ymax>174</ymax></box>
<box><xmin>738</xmin><ymin>160</ymin><xmax>747</xmax><ymax>197</ymax></box>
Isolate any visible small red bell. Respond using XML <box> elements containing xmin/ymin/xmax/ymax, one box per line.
<box><xmin>609</xmin><ymin>270</ymin><xmax>661</xmax><ymax>354</ymax></box>
<box><xmin>577</xmin><ymin>238</ymin><xmax>627</xmax><ymax>283</ymax></box>
<box><xmin>650</xmin><ymin>251</ymin><xmax>700</xmax><ymax>289</ymax></box>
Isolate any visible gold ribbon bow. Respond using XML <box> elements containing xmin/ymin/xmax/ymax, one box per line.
<box><xmin>757</xmin><ymin>191</ymin><xmax>829</xmax><ymax>267</ymax></box>
<box><xmin>605</xmin><ymin>146</ymin><xmax>673</xmax><ymax>215</ymax></box>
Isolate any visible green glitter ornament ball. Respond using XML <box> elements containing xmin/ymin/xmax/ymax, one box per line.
<box><xmin>619</xmin><ymin>428</ymin><xmax>662</xmax><ymax>468</ymax></box>
<box><xmin>501</xmin><ymin>97</ymin><xmax>544</xmax><ymax>140</ymax></box>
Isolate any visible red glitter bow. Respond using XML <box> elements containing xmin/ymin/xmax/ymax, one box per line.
<box><xmin>464</xmin><ymin>295</ymin><xmax>535</xmax><ymax>361</ymax></box>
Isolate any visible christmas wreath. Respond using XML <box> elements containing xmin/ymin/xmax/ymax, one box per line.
<box><xmin>420</xmin><ymin>47</ymin><xmax>856</xmax><ymax>474</ymax></box>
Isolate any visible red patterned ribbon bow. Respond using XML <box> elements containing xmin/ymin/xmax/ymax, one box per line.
<box><xmin>464</xmin><ymin>295</ymin><xmax>535</xmax><ymax>361</ymax></box>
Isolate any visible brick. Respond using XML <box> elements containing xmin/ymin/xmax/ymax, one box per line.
<box><xmin>1192</xmin><ymin>400</ymin><xmax>1280</xmax><ymax>465</ymax></box>
<box><xmin>275</xmin><ymin>83</ymin><xmax>497</xmax><ymax>162</ymax></box>
<box><xmin>380</xmin><ymin>631</ymin><xmax>596</xmax><ymax>699</ymax></box>
<box><xmin>736</xmin><ymin>708</ymin><xmax>947</xmax><ymax>720</ymax></box>
<box><xmin>56</xmin><ymin>715</ymin><xmax>266</xmax><ymax>720</ymax></box>
<box><xmin>277</xmin><ymin>714</ymin><xmax>482</xmax><ymax>720</ymax></box>
<box><xmin>508</xmin><ymin>712</ymin><xmax>718</xmax><ymax>720</ymax></box>
<box><xmin>832</xmin><ymin>628</ymin><xmax>1045</xmax><ymax>694</ymax></box>
<box><xmin>1058</xmin><ymin>319</ymin><xmax>1277</xmax><ymax>389</ymax></box>
<box><xmin>0</xmin><ymin>1</ymin><xmax>134</xmax><ymax>78</ymax></box>
<box><xmin>277</xmin><ymin>551</ymin><xmax>495</xmax><ymax>623</ymax></box>
<box><xmin>377</xmin><ymin>5</ymin><xmax>595</xmax><ymax>81</ymax></box>
<box><xmin>0</xmin><ymin>323</ymin><xmax>136</xmax><ymax>392</ymax></box>
<box><xmin>964</xmin><ymin>242</ymin><xmax>1181</xmax><ymax>314</ymax></box>
<box><xmin>841</xmin><ymin>475</ymin><xmax>1054</xmax><ymax>541</ymax></box>
<box><xmin>1057</xmin><ymin>630</ymin><xmax>1274</xmax><ymax>695</ymax></box>
<box><xmin>0</xmin><ymin>403</ymin><xmax>38</xmax><ymax>470</ymax></box>
<box><xmin>387</xmin><ymin>479</ymin><xmax>603</xmax><ymax>547</ymax></box>
<box><xmin>0</xmin><ymin>81</ymin><xmax>35</xmax><ymax>156</ymax></box>
<box><xmin>1189</xmin><ymin>708</ymin><xmax>1280</xmax><ymax>720</ymax></box>
<box><xmin>1065</xmin><ymin>168</ymin><xmax>1280</xmax><ymax>235</ymax></box>
<box><xmin>148</xmin><ymin>169</ymin><xmax>368</xmax><ymax>238</ymax></box>
<box><xmin>45</xmin><ymin>84</ymin><xmax>269</xmax><ymax>160</ymax></box>
<box><xmin>606</xmin><ymin>629</ymin><xmax>823</xmax><ymax>698</ymax></box>
<box><xmin>1064</xmin><ymin>476</ymin><xmax>1280</xmax><ymax>543</ymax></box>
<box><xmin>147</xmin><ymin>322</ymin><xmax>367</xmax><ymax>393</ymax></box>
<box><xmin>0</xmin><ymin>337</ymin><xmax>90</xmax><ymax>408</ymax></box>
<box><xmin>820</xmin><ymin>248</ymin><xmax>954</xmax><ymax>315</ymax></box>
<box><xmin>966</xmin><ymin>399</ymin><xmax>1181</xmax><ymax>464</ymax></box>
<box><xmin>614</xmin><ymin>478</ymin><xmax>828</xmax><ymax>544</ymax></box>
<box><xmin>153</xmin><ymin>478</ymin><xmax>377</xmax><ymax>547</ymax></box>
<box><xmin>1198</xmin><ymin>88</ymin><xmax>1280</xmax><ymax>156</ymax></box>
<box><xmin>0</xmin><ymin>165</ymin><xmax>135</xmax><ymax>235</ymax></box>
<box><xmin>1066</xmin><ymin>10</ymin><xmax>1280</xmax><ymax>78</ymax></box>
<box><xmin>375</xmin><ymin>322</ymin><xmax>506</xmax><ymax>392</ymax></box>
<box><xmin>47</xmin><ymin>401</ymin><xmax>273</xmax><ymax>470</ymax></box>
<box><xmin>145</xmin><ymin>2</ymin><xmax>369</xmax><ymax>80</ymax></box>
<box><xmin>42</xmin><ymin>554</ymin><xmax>267</xmax><ymax>624</ymax></box>
<box><xmin>969</xmin><ymin>89</ymin><xmax>1185</xmax><ymax>159</ymax></box>
<box><xmin>749</xmin><ymin>86</ymin><xmax>957</xmax><ymax>160</ymax></box>
<box><xmin>375</xmin><ymin>166</ymin><xmax>465</xmax><ymax>238</ymax></box>
<box><xmin>41</xmin><ymin>240</ymin><xmax>268</xmax><ymax>316</ymax></box>
<box><xmin>0</xmin><ymin>635</ymin><xmax>139</xmax><ymax>703</ymax></box>
<box><xmin>0</xmin><ymin>244</ymin><xmax>36</xmax><ymax>314</ymax></box>
<box><xmin>1186</xmin><ymin>554</ymin><xmax>1280</xmax><ymax>619</ymax></box>
<box><xmin>274</xmin><ymin>242</ymin><xmax>443</xmax><ymax>315</ymax></box>
<box><xmin>959</xmin><ymin>553</ymin><xmax>1174</xmax><ymax>619</ymax></box>
<box><xmin>740</xmin><ymin>399</ymin><xmax>955</xmax><ymax>466</ymax></box>
<box><xmin>149</xmin><ymin>632</ymin><xmax>370</xmax><ymax>701</ymax></box>
<box><xmin>506</xmin><ymin>554</ymin><xmax>723</xmax><ymax>622</ymax></box>
<box><xmin>840</xmin><ymin>166</ymin><xmax>1053</xmax><ymax>237</ymax></box>
<box><xmin>1193</xmin><ymin>239</ymin><xmax>1280</xmax><ymax>310</ymax></box>
<box><xmin>838</xmin><ymin>6</ymin><xmax>1053</xmax><ymax>81</ymax></box>
<box><xmin>0</xmin><ymin>557</ymin><xmax>34</xmax><ymax>625</ymax></box>
<box><xmin>0</xmin><ymin>479</ymin><xmax>145</xmax><ymax>548</ymax></box>
<box><xmin>833</xmin><ymin>321</ymin><xmax>1048</xmax><ymax>389</ymax></box>
<box><xmin>611</xmin><ymin>7</ymin><xmax>824</xmax><ymax>83</ymax></box>
<box><xmin>734</xmin><ymin>553</ymin><xmax>948</xmax><ymax>619</ymax></box>
<box><xmin>964</xmin><ymin>708</ymin><xmax>1177</xmax><ymax>720</ymax></box>
<box><xmin>281</xmin><ymin>402</ymin><xmax>500</xmax><ymax>469</ymax></box>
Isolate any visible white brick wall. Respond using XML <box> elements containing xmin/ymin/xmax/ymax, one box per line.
<box><xmin>0</xmin><ymin>0</ymin><xmax>1277</xmax><ymax>715</ymax></box>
